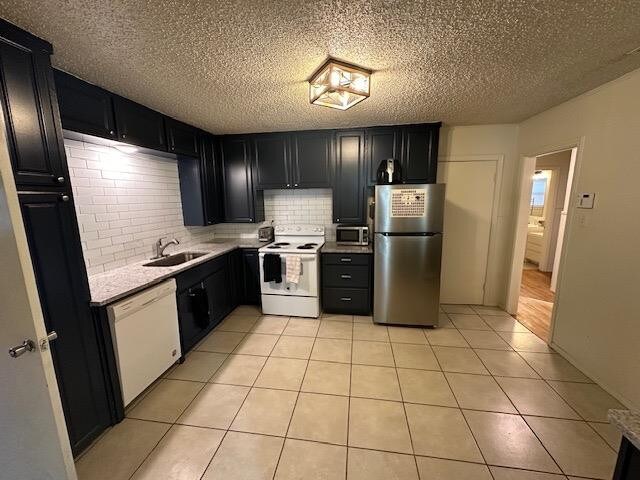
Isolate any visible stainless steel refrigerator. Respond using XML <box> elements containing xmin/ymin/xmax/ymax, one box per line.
<box><xmin>373</xmin><ymin>184</ymin><xmax>445</xmax><ymax>326</ymax></box>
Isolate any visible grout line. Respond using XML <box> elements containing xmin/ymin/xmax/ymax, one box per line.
<box><xmin>270</xmin><ymin>316</ymin><xmax>317</xmax><ymax>479</ymax></box>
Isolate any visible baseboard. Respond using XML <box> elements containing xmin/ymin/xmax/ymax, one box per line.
<box><xmin>550</xmin><ymin>341</ymin><xmax>638</xmax><ymax>411</ymax></box>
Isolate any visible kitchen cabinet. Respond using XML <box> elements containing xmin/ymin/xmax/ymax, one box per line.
<box><xmin>613</xmin><ymin>437</ymin><xmax>640</xmax><ymax>480</ymax></box>
<box><xmin>252</xmin><ymin>130</ymin><xmax>333</xmax><ymax>190</ymax></box>
<box><xmin>229</xmin><ymin>248</ymin><xmax>261</xmax><ymax>306</ymax></box>
<box><xmin>220</xmin><ymin>135</ymin><xmax>264</xmax><ymax>223</ymax></box>
<box><xmin>113</xmin><ymin>95</ymin><xmax>167</xmax><ymax>151</ymax></box>
<box><xmin>54</xmin><ymin>69</ymin><xmax>116</xmax><ymax>139</ymax></box>
<box><xmin>366</xmin><ymin>127</ymin><xmax>401</xmax><ymax>185</ymax></box>
<box><xmin>401</xmin><ymin>123</ymin><xmax>440</xmax><ymax>183</ymax></box>
<box><xmin>19</xmin><ymin>192</ymin><xmax>114</xmax><ymax>455</ymax></box>
<box><xmin>333</xmin><ymin>130</ymin><xmax>366</xmax><ymax>224</ymax></box>
<box><xmin>291</xmin><ymin>130</ymin><xmax>333</xmax><ymax>188</ymax></box>
<box><xmin>178</xmin><ymin>134</ymin><xmax>223</xmax><ymax>226</ymax></box>
<box><xmin>241</xmin><ymin>249</ymin><xmax>261</xmax><ymax>304</ymax></box>
<box><xmin>165</xmin><ymin>118</ymin><xmax>199</xmax><ymax>157</ymax></box>
<box><xmin>0</xmin><ymin>22</ymin><xmax>68</xmax><ymax>188</ymax></box>
<box><xmin>253</xmin><ymin>133</ymin><xmax>290</xmax><ymax>189</ymax></box>
<box><xmin>175</xmin><ymin>255</ymin><xmax>231</xmax><ymax>354</ymax></box>
<box><xmin>321</xmin><ymin>253</ymin><xmax>372</xmax><ymax>314</ymax></box>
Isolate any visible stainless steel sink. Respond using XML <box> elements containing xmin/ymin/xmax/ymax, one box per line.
<box><xmin>143</xmin><ymin>252</ymin><xmax>207</xmax><ymax>267</ymax></box>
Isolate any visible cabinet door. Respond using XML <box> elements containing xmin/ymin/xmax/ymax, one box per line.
<box><xmin>253</xmin><ymin>133</ymin><xmax>290</xmax><ymax>189</ymax></box>
<box><xmin>54</xmin><ymin>69</ymin><xmax>116</xmax><ymax>140</ymax></box>
<box><xmin>366</xmin><ymin>127</ymin><xmax>401</xmax><ymax>185</ymax></box>
<box><xmin>401</xmin><ymin>124</ymin><xmax>440</xmax><ymax>183</ymax></box>
<box><xmin>201</xmin><ymin>135</ymin><xmax>224</xmax><ymax>224</ymax></box>
<box><xmin>291</xmin><ymin>130</ymin><xmax>332</xmax><ymax>188</ymax></box>
<box><xmin>228</xmin><ymin>249</ymin><xmax>243</xmax><ymax>308</ymax></box>
<box><xmin>242</xmin><ymin>249</ymin><xmax>261</xmax><ymax>305</ymax></box>
<box><xmin>113</xmin><ymin>96</ymin><xmax>166</xmax><ymax>151</ymax></box>
<box><xmin>177</xmin><ymin>284</ymin><xmax>210</xmax><ymax>354</ymax></box>
<box><xmin>206</xmin><ymin>263</ymin><xmax>231</xmax><ymax>324</ymax></box>
<box><xmin>0</xmin><ymin>25</ymin><xmax>68</xmax><ymax>187</ymax></box>
<box><xmin>165</xmin><ymin>118</ymin><xmax>199</xmax><ymax>157</ymax></box>
<box><xmin>19</xmin><ymin>191</ymin><xmax>111</xmax><ymax>455</ymax></box>
<box><xmin>221</xmin><ymin>136</ymin><xmax>256</xmax><ymax>222</ymax></box>
<box><xmin>333</xmin><ymin>130</ymin><xmax>366</xmax><ymax>223</ymax></box>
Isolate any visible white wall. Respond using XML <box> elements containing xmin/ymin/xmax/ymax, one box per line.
<box><xmin>518</xmin><ymin>67</ymin><xmax>640</xmax><ymax>409</ymax></box>
<box><xmin>65</xmin><ymin>138</ymin><xmax>219</xmax><ymax>274</ymax></box>
<box><xmin>439</xmin><ymin>124</ymin><xmax>520</xmax><ymax>306</ymax></box>
<box><xmin>67</xmin><ymin>137</ymin><xmax>335</xmax><ymax>275</ymax></box>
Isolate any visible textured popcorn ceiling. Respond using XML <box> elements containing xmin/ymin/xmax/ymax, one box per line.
<box><xmin>1</xmin><ymin>1</ymin><xmax>640</xmax><ymax>134</ymax></box>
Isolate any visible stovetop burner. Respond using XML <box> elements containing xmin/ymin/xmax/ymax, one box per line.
<box><xmin>297</xmin><ymin>243</ymin><xmax>318</xmax><ymax>250</ymax></box>
<box><xmin>273</xmin><ymin>242</ymin><xmax>290</xmax><ymax>246</ymax></box>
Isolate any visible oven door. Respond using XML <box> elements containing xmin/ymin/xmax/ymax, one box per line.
<box><xmin>259</xmin><ymin>253</ymin><xmax>318</xmax><ymax>297</ymax></box>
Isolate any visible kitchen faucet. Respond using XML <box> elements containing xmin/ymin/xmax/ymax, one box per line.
<box><xmin>154</xmin><ymin>237</ymin><xmax>180</xmax><ymax>259</ymax></box>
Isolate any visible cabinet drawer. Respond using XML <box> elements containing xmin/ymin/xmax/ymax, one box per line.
<box><xmin>322</xmin><ymin>288</ymin><xmax>370</xmax><ymax>315</ymax></box>
<box><xmin>323</xmin><ymin>265</ymin><xmax>369</xmax><ymax>288</ymax></box>
<box><xmin>322</xmin><ymin>253</ymin><xmax>371</xmax><ymax>266</ymax></box>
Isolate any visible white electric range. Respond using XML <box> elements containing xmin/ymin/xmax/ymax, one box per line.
<box><xmin>258</xmin><ymin>225</ymin><xmax>325</xmax><ymax>318</ymax></box>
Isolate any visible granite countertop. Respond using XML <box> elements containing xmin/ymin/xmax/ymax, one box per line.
<box><xmin>609</xmin><ymin>409</ymin><xmax>640</xmax><ymax>450</ymax></box>
<box><xmin>88</xmin><ymin>238</ymin><xmax>268</xmax><ymax>307</ymax></box>
<box><xmin>321</xmin><ymin>242</ymin><xmax>373</xmax><ymax>254</ymax></box>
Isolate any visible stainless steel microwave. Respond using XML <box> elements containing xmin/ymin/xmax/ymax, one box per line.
<box><xmin>336</xmin><ymin>226</ymin><xmax>369</xmax><ymax>245</ymax></box>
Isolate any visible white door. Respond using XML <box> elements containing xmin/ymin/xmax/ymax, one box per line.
<box><xmin>0</xmin><ymin>124</ymin><xmax>76</xmax><ymax>478</ymax></box>
<box><xmin>437</xmin><ymin>161</ymin><xmax>497</xmax><ymax>304</ymax></box>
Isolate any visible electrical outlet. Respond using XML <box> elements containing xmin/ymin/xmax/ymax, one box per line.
<box><xmin>577</xmin><ymin>212</ymin><xmax>590</xmax><ymax>227</ymax></box>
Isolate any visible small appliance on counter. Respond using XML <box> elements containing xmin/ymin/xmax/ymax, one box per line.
<box><xmin>376</xmin><ymin>158</ymin><xmax>403</xmax><ymax>184</ymax></box>
<box><xmin>258</xmin><ymin>225</ymin><xmax>274</xmax><ymax>242</ymax></box>
<box><xmin>336</xmin><ymin>225</ymin><xmax>369</xmax><ymax>245</ymax></box>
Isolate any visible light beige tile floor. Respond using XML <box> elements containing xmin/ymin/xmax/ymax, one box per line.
<box><xmin>78</xmin><ymin>306</ymin><xmax>621</xmax><ymax>480</ymax></box>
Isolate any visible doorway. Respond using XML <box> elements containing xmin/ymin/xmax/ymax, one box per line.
<box><xmin>508</xmin><ymin>148</ymin><xmax>577</xmax><ymax>340</ymax></box>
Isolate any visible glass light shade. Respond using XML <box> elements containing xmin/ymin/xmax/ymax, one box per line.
<box><xmin>309</xmin><ymin>59</ymin><xmax>371</xmax><ymax>110</ymax></box>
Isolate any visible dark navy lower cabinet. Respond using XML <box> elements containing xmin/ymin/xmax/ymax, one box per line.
<box><xmin>321</xmin><ymin>252</ymin><xmax>372</xmax><ymax>315</ymax></box>
<box><xmin>613</xmin><ymin>437</ymin><xmax>640</xmax><ymax>480</ymax></box>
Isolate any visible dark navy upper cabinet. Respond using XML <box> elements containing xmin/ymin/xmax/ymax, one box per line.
<box><xmin>253</xmin><ymin>133</ymin><xmax>290</xmax><ymax>189</ymax></box>
<box><xmin>401</xmin><ymin>123</ymin><xmax>441</xmax><ymax>184</ymax></box>
<box><xmin>366</xmin><ymin>127</ymin><xmax>401</xmax><ymax>185</ymax></box>
<box><xmin>165</xmin><ymin>118</ymin><xmax>199</xmax><ymax>157</ymax></box>
<box><xmin>54</xmin><ymin>69</ymin><xmax>116</xmax><ymax>139</ymax></box>
<box><xmin>178</xmin><ymin>134</ymin><xmax>224</xmax><ymax>226</ymax></box>
<box><xmin>333</xmin><ymin>130</ymin><xmax>366</xmax><ymax>224</ymax></box>
<box><xmin>0</xmin><ymin>21</ymin><xmax>67</xmax><ymax>188</ymax></box>
<box><xmin>19</xmin><ymin>192</ymin><xmax>112</xmax><ymax>455</ymax></box>
<box><xmin>113</xmin><ymin>96</ymin><xmax>166</xmax><ymax>151</ymax></box>
<box><xmin>220</xmin><ymin>135</ymin><xmax>264</xmax><ymax>223</ymax></box>
<box><xmin>291</xmin><ymin>130</ymin><xmax>333</xmax><ymax>188</ymax></box>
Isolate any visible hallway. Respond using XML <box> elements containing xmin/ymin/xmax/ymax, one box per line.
<box><xmin>516</xmin><ymin>268</ymin><xmax>554</xmax><ymax>341</ymax></box>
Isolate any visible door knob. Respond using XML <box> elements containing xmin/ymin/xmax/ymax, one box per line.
<box><xmin>8</xmin><ymin>339</ymin><xmax>36</xmax><ymax>358</ymax></box>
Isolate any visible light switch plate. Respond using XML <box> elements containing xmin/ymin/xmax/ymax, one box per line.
<box><xmin>577</xmin><ymin>192</ymin><xmax>595</xmax><ymax>209</ymax></box>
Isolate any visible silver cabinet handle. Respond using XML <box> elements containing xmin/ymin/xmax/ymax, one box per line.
<box><xmin>109</xmin><ymin>130</ymin><xmax>115</xmax><ymax>136</ymax></box>
<box><xmin>340</xmin><ymin>274</ymin><xmax>352</xmax><ymax>279</ymax></box>
<box><xmin>60</xmin><ymin>194</ymin><xmax>70</xmax><ymax>202</ymax></box>
<box><xmin>56</xmin><ymin>176</ymin><xmax>65</xmax><ymax>184</ymax></box>
<box><xmin>294</xmin><ymin>183</ymin><xmax>298</xmax><ymax>187</ymax></box>
<box><xmin>8</xmin><ymin>339</ymin><xmax>36</xmax><ymax>358</ymax></box>
<box><xmin>340</xmin><ymin>258</ymin><xmax>352</xmax><ymax>262</ymax></box>
<box><xmin>340</xmin><ymin>297</ymin><xmax>352</xmax><ymax>302</ymax></box>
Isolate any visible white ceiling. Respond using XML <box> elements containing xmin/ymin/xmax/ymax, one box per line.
<box><xmin>1</xmin><ymin>1</ymin><xmax>640</xmax><ymax>134</ymax></box>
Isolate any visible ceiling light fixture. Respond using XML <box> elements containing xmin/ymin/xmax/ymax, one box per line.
<box><xmin>309</xmin><ymin>58</ymin><xmax>371</xmax><ymax>110</ymax></box>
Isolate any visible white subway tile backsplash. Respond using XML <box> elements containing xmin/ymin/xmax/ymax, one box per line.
<box><xmin>67</xmin><ymin>138</ymin><xmax>339</xmax><ymax>274</ymax></box>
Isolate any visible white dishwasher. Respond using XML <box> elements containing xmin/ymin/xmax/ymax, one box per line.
<box><xmin>107</xmin><ymin>279</ymin><xmax>181</xmax><ymax>406</ymax></box>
